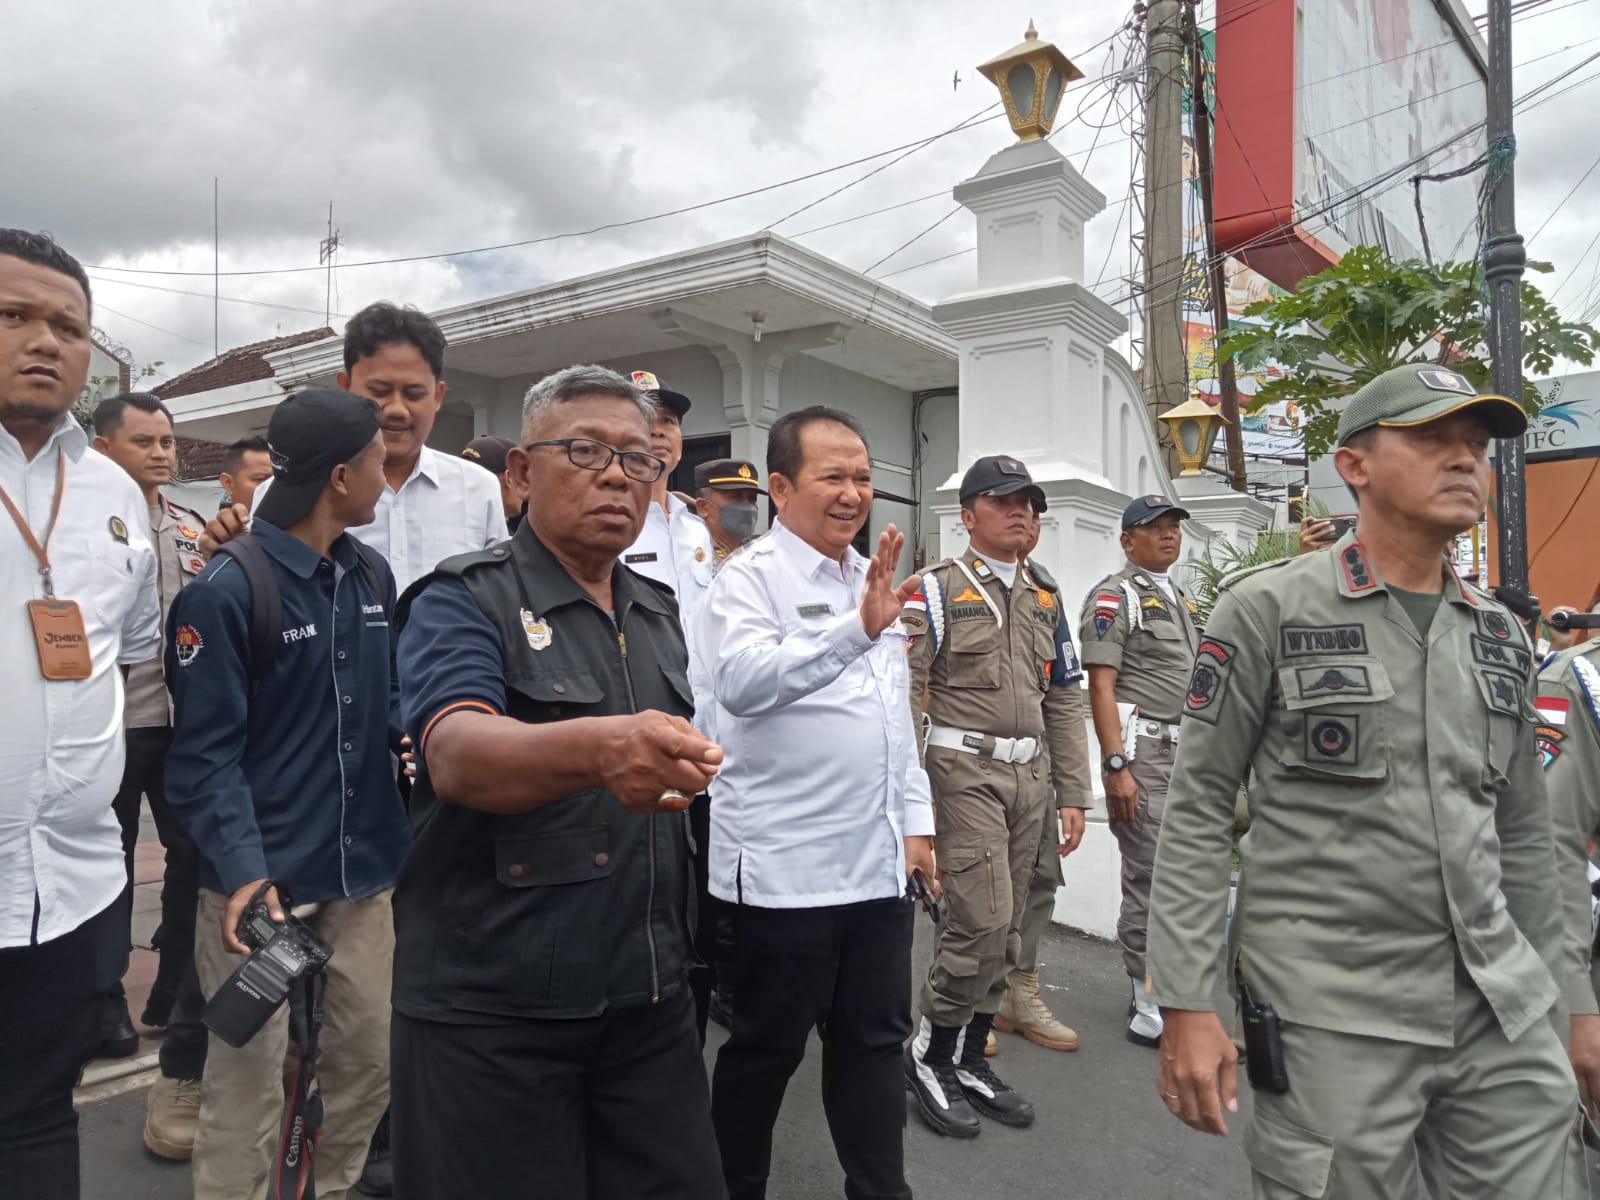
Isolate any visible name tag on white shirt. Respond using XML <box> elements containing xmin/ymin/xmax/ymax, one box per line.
<box><xmin>796</xmin><ymin>603</ymin><xmax>834</xmax><ymax>618</ymax></box>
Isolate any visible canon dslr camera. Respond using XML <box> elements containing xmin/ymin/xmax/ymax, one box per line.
<box><xmin>203</xmin><ymin>892</ymin><xmax>333</xmax><ymax>1048</ymax></box>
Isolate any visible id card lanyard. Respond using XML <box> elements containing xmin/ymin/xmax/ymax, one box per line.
<box><xmin>0</xmin><ymin>450</ymin><xmax>94</xmax><ymax>680</ymax></box>
<box><xmin>0</xmin><ymin>449</ymin><xmax>67</xmax><ymax>597</ymax></box>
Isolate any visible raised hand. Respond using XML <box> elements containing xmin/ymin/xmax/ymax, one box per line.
<box><xmin>858</xmin><ymin>524</ymin><xmax>921</xmax><ymax>639</ymax></box>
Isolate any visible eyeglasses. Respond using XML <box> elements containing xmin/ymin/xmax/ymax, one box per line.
<box><xmin>524</xmin><ymin>438</ymin><xmax>667</xmax><ymax>483</ymax></box>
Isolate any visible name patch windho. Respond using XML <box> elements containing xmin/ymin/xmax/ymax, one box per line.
<box><xmin>1281</xmin><ymin>624</ymin><xmax>1368</xmax><ymax>658</ymax></box>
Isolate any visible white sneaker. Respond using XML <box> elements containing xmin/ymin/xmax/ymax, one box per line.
<box><xmin>1127</xmin><ymin>981</ymin><xmax>1163</xmax><ymax>1048</ymax></box>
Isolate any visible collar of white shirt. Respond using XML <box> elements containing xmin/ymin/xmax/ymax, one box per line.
<box><xmin>770</xmin><ymin>518</ymin><xmax>864</xmax><ymax>587</ymax></box>
<box><xmin>392</xmin><ymin>445</ymin><xmax>441</xmax><ymax>494</ymax></box>
<box><xmin>0</xmin><ymin>410</ymin><xmax>87</xmax><ymax>469</ymax></box>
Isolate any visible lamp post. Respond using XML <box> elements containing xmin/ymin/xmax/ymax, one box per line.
<box><xmin>977</xmin><ymin>21</ymin><xmax>1085</xmax><ymax>141</ymax></box>
<box><xmin>1157</xmin><ymin>397</ymin><xmax>1227</xmax><ymax>476</ymax></box>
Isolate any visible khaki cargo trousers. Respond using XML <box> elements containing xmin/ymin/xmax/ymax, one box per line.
<box><xmin>920</xmin><ymin>747</ymin><xmax>1049</xmax><ymax>1026</ymax></box>
<box><xmin>192</xmin><ymin>887</ymin><xmax>393</xmax><ymax>1200</ymax></box>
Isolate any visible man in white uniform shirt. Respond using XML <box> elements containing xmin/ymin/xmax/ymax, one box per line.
<box><xmin>208</xmin><ymin>301</ymin><xmax>505</xmax><ymax>593</ymax></box>
<box><xmin>700</xmin><ymin>405</ymin><xmax>935</xmax><ymax>1200</ymax></box>
<box><xmin>0</xmin><ymin>230</ymin><xmax>160</xmax><ymax>1200</ymax></box>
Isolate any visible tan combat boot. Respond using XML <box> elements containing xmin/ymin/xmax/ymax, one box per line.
<box><xmin>144</xmin><ymin>1075</ymin><xmax>202</xmax><ymax>1160</ymax></box>
<box><xmin>994</xmin><ymin>970</ymin><xmax>1080</xmax><ymax>1051</ymax></box>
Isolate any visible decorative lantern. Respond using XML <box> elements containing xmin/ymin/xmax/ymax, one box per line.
<box><xmin>976</xmin><ymin>21</ymin><xmax>1085</xmax><ymax>142</ymax></box>
<box><xmin>1157</xmin><ymin>397</ymin><xmax>1228</xmax><ymax>476</ymax></box>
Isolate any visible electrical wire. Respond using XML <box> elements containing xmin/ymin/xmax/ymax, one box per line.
<box><xmin>1527</xmin><ymin>145</ymin><xmax>1600</xmax><ymax>245</ymax></box>
<box><xmin>87</xmin><ymin>272</ymin><xmax>343</xmax><ymax>319</ymax></box>
<box><xmin>95</xmin><ymin>302</ymin><xmax>218</xmax><ymax>351</ymax></box>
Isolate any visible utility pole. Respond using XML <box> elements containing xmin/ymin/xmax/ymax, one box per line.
<box><xmin>319</xmin><ymin>202</ymin><xmax>341</xmax><ymax>327</ymax></box>
<box><xmin>1186</xmin><ymin>3</ymin><xmax>1247</xmax><ymax>492</ymax></box>
<box><xmin>1143</xmin><ymin>0</ymin><xmax>1187</xmax><ymax>465</ymax></box>
<box><xmin>213</xmin><ymin>178</ymin><xmax>220</xmax><ymax>356</ymax></box>
<box><xmin>1484</xmin><ymin>0</ymin><xmax>1528</xmax><ymax>591</ymax></box>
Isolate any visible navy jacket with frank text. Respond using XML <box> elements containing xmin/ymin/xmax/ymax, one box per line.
<box><xmin>164</xmin><ymin>518</ymin><xmax>408</xmax><ymax>904</ymax></box>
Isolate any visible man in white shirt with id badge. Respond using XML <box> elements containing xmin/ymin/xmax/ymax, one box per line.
<box><xmin>0</xmin><ymin>229</ymin><xmax>159</xmax><ymax>1200</ymax></box>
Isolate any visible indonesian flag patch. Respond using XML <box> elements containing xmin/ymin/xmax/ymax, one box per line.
<box><xmin>1535</xmin><ymin>696</ymin><xmax>1570</xmax><ymax>726</ymax></box>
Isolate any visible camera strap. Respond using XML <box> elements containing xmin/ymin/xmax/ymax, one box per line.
<box><xmin>272</xmin><ymin>967</ymin><xmax>325</xmax><ymax>1198</ymax></box>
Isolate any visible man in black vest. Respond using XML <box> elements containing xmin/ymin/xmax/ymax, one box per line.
<box><xmin>392</xmin><ymin>364</ymin><xmax>725</xmax><ymax>1200</ymax></box>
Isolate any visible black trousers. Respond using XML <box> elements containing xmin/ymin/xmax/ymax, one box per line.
<box><xmin>108</xmin><ymin>726</ymin><xmax>200</xmax><ymax>1017</ymax></box>
<box><xmin>711</xmin><ymin>896</ymin><xmax>914</xmax><ymax>1200</ymax></box>
<box><xmin>0</xmin><ymin>897</ymin><xmax>121</xmax><ymax>1200</ymax></box>
<box><xmin>390</xmin><ymin>987</ymin><xmax>725</xmax><ymax>1200</ymax></box>
<box><xmin>157</xmin><ymin>963</ymin><xmax>207</xmax><ymax>1080</ymax></box>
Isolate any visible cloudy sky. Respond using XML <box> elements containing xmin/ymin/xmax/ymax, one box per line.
<box><xmin>6</xmin><ymin>0</ymin><xmax>1598</xmax><ymax>384</ymax></box>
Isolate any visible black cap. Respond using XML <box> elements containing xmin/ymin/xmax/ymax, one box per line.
<box><xmin>630</xmin><ymin>370</ymin><xmax>691</xmax><ymax>418</ymax></box>
<box><xmin>460</xmin><ymin>435</ymin><xmax>514</xmax><ymax>475</ymax></box>
<box><xmin>693</xmin><ymin>457</ymin><xmax>765</xmax><ymax>494</ymax></box>
<box><xmin>1121</xmin><ymin>493</ymin><xmax>1191</xmax><ymax>530</ymax></box>
<box><xmin>958</xmin><ymin>455</ymin><xmax>1046</xmax><ymax>512</ymax></box>
<box><xmin>254</xmin><ymin>388</ymin><xmax>381</xmax><ymax>531</ymax></box>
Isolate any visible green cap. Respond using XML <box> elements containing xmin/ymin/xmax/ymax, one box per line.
<box><xmin>1335</xmin><ymin>364</ymin><xmax>1527</xmax><ymax>448</ymax></box>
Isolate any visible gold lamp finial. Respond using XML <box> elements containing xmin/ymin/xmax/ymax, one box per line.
<box><xmin>1156</xmin><ymin>397</ymin><xmax>1229</xmax><ymax>477</ymax></box>
<box><xmin>977</xmin><ymin>22</ymin><xmax>1084</xmax><ymax>142</ymax></box>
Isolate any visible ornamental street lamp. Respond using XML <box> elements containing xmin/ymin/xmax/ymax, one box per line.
<box><xmin>977</xmin><ymin>20</ymin><xmax>1085</xmax><ymax>142</ymax></box>
<box><xmin>1157</xmin><ymin>397</ymin><xmax>1227</xmax><ymax>476</ymax></box>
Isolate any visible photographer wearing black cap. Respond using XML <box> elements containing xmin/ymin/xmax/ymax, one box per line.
<box><xmin>165</xmin><ymin>388</ymin><xmax>408</xmax><ymax>1197</ymax></box>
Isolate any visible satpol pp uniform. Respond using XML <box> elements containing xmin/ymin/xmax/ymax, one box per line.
<box><xmin>1078</xmin><ymin>501</ymin><xmax>1200</xmax><ymax>1046</ymax></box>
<box><xmin>901</xmin><ymin>456</ymin><xmax>1090</xmax><ymax>1139</ymax></box>
<box><xmin>1146</xmin><ymin>366</ymin><xmax>1584</xmax><ymax>1200</ymax></box>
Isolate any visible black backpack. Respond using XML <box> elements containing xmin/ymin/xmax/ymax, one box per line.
<box><xmin>212</xmin><ymin>533</ymin><xmax>388</xmax><ymax>692</ymax></box>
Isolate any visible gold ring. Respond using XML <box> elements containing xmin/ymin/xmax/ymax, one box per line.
<box><xmin>1162</xmin><ymin>1092</ymin><xmax>1180</xmax><ymax>1101</ymax></box>
<box><xmin>660</xmin><ymin>789</ymin><xmax>691</xmax><ymax>808</ymax></box>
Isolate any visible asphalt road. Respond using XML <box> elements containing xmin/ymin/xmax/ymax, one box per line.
<box><xmin>79</xmin><ymin>922</ymin><xmax>1251</xmax><ymax>1200</ymax></box>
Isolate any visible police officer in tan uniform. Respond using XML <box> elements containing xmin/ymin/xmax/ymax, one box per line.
<box><xmin>1148</xmin><ymin>364</ymin><xmax>1584</xmax><ymax>1198</ymax></box>
<box><xmin>88</xmin><ymin>392</ymin><xmax>213</xmax><ymax>1156</ymax></box>
<box><xmin>1079</xmin><ymin>495</ymin><xmax>1201</xmax><ymax>1049</ymax></box>
<box><xmin>901</xmin><ymin>456</ymin><xmax>1091</xmax><ymax>1139</ymax></box>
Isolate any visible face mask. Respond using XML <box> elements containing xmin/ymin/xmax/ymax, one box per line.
<box><xmin>719</xmin><ymin>499</ymin><xmax>759</xmax><ymax>541</ymax></box>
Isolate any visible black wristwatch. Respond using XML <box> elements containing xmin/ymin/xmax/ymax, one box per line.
<box><xmin>1103</xmin><ymin>753</ymin><xmax>1128</xmax><ymax>772</ymax></box>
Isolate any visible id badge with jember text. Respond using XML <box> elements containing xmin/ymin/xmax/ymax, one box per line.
<box><xmin>26</xmin><ymin>599</ymin><xmax>93</xmax><ymax>680</ymax></box>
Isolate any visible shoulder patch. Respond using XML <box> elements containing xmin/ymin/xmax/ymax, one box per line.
<box><xmin>1184</xmin><ymin>636</ymin><xmax>1237</xmax><ymax>725</ymax></box>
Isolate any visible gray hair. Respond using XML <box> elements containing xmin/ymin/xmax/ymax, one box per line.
<box><xmin>520</xmin><ymin>364</ymin><xmax>655</xmax><ymax>440</ymax></box>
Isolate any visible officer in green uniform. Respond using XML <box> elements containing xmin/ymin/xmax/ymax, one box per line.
<box><xmin>1147</xmin><ymin>363</ymin><xmax>1585</xmax><ymax>1199</ymax></box>
<box><xmin>1535</xmin><ymin>597</ymin><xmax>1600</xmax><ymax>1117</ymax></box>
<box><xmin>900</xmin><ymin>456</ymin><xmax>1092</xmax><ymax>1139</ymax></box>
<box><xmin>1079</xmin><ymin>494</ymin><xmax>1202</xmax><ymax>1048</ymax></box>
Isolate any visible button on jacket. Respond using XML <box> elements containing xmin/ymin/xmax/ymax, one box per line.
<box><xmin>254</xmin><ymin>446</ymin><xmax>504</xmax><ymax>590</ymax></box>
<box><xmin>393</xmin><ymin>525</ymin><xmax>697</xmax><ymax>1022</ymax></box>
<box><xmin>698</xmin><ymin>520</ymin><xmax>936</xmax><ymax>909</ymax></box>
<box><xmin>164</xmin><ymin>519</ymin><xmax>407</xmax><ymax>904</ymax></box>
<box><xmin>1536</xmin><ymin>640</ymin><xmax>1600</xmax><ymax>1016</ymax></box>
<box><xmin>0</xmin><ymin>418</ymin><xmax>160</xmax><ymax>948</ymax></box>
<box><xmin>123</xmin><ymin>494</ymin><xmax>208</xmax><ymax>729</ymax></box>
<box><xmin>1077</xmin><ymin>560</ymin><xmax>1202</xmax><ymax>723</ymax></box>
<box><xmin>1146</xmin><ymin>536</ymin><xmax>1564</xmax><ymax>1047</ymax></box>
